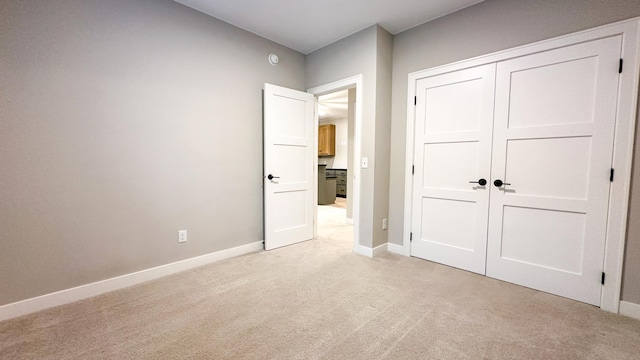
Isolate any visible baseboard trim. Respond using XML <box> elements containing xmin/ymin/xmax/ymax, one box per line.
<box><xmin>356</xmin><ymin>243</ymin><xmax>388</xmax><ymax>258</ymax></box>
<box><xmin>619</xmin><ymin>301</ymin><xmax>640</xmax><ymax>320</ymax></box>
<box><xmin>0</xmin><ymin>241</ymin><xmax>264</xmax><ymax>322</ymax></box>
<box><xmin>372</xmin><ymin>243</ymin><xmax>387</xmax><ymax>257</ymax></box>
<box><xmin>387</xmin><ymin>243</ymin><xmax>406</xmax><ymax>256</ymax></box>
<box><xmin>355</xmin><ymin>245</ymin><xmax>373</xmax><ymax>257</ymax></box>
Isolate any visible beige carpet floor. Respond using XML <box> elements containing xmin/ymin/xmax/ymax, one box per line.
<box><xmin>329</xmin><ymin>197</ymin><xmax>347</xmax><ymax>209</ymax></box>
<box><xmin>1</xmin><ymin>206</ymin><xmax>640</xmax><ymax>359</ymax></box>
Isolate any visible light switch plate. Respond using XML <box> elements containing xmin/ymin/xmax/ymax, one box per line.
<box><xmin>361</xmin><ymin>157</ymin><xmax>368</xmax><ymax>168</ymax></box>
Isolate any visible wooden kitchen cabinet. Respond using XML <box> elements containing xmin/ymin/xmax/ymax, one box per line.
<box><xmin>318</xmin><ymin>124</ymin><xmax>335</xmax><ymax>156</ymax></box>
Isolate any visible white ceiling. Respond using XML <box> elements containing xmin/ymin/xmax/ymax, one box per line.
<box><xmin>318</xmin><ymin>90</ymin><xmax>349</xmax><ymax>121</ymax></box>
<box><xmin>174</xmin><ymin>0</ymin><xmax>484</xmax><ymax>54</ymax></box>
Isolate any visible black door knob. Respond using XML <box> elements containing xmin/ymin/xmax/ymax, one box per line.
<box><xmin>493</xmin><ymin>179</ymin><xmax>511</xmax><ymax>187</ymax></box>
<box><xmin>267</xmin><ymin>174</ymin><xmax>280</xmax><ymax>180</ymax></box>
<box><xmin>469</xmin><ymin>178</ymin><xmax>487</xmax><ymax>186</ymax></box>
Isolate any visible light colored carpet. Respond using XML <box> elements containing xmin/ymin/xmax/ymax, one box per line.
<box><xmin>1</xmin><ymin>208</ymin><xmax>639</xmax><ymax>359</ymax></box>
<box><xmin>329</xmin><ymin>197</ymin><xmax>347</xmax><ymax>209</ymax></box>
<box><xmin>317</xmin><ymin>203</ymin><xmax>352</xmax><ymax>244</ymax></box>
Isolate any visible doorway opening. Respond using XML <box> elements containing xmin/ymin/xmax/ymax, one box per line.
<box><xmin>309</xmin><ymin>75</ymin><xmax>363</xmax><ymax>253</ymax></box>
<box><xmin>317</xmin><ymin>89</ymin><xmax>353</xmax><ymax>248</ymax></box>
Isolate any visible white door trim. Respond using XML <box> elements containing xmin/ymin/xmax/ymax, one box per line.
<box><xmin>308</xmin><ymin>74</ymin><xmax>363</xmax><ymax>254</ymax></box>
<box><xmin>403</xmin><ymin>18</ymin><xmax>640</xmax><ymax>313</ymax></box>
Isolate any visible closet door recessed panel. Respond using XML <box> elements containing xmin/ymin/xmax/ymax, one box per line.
<box><xmin>504</xmin><ymin>137</ymin><xmax>592</xmax><ymax>200</ymax></box>
<box><xmin>424</xmin><ymin>79</ymin><xmax>483</xmax><ymax>133</ymax></box>
<box><xmin>507</xmin><ymin>57</ymin><xmax>598</xmax><ymax>128</ymax></box>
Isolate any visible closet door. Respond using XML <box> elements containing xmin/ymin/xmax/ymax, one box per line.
<box><xmin>486</xmin><ymin>36</ymin><xmax>622</xmax><ymax>305</ymax></box>
<box><xmin>411</xmin><ymin>64</ymin><xmax>495</xmax><ymax>274</ymax></box>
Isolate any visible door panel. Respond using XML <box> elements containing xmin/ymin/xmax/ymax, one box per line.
<box><xmin>271</xmin><ymin>191</ymin><xmax>310</xmax><ymax>233</ymax></box>
<box><xmin>487</xmin><ymin>36</ymin><xmax>622</xmax><ymax>305</ymax></box>
<box><xmin>270</xmin><ymin>94</ymin><xmax>309</xmax><ymax>138</ymax></box>
<box><xmin>411</xmin><ymin>64</ymin><xmax>496</xmax><ymax>274</ymax></box>
<box><xmin>424</xmin><ymin>78</ymin><xmax>483</xmax><ymax>133</ymax></box>
<box><xmin>500</xmin><ymin>206</ymin><xmax>586</xmax><ymax>274</ymax></box>
<box><xmin>272</xmin><ymin>145</ymin><xmax>308</xmax><ymax>182</ymax></box>
<box><xmin>420</xmin><ymin>198</ymin><xmax>477</xmax><ymax>251</ymax></box>
<box><xmin>507</xmin><ymin>56</ymin><xmax>599</xmax><ymax>128</ymax></box>
<box><xmin>504</xmin><ymin>137</ymin><xmax>592</xmax><ymax>199</ymax></box>
<box><xmin>264</xmin><ymin>84</ymin><xmax>315</xmax><ymax>250</ymax></box>
<box><xmin>423</xmin><ymin>142</ymin><xmax>480</xmax><ymax>190</ymax></box>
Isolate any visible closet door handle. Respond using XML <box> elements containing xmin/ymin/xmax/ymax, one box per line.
<box><xmin>493</xmin><ymin>179</ymin><xmax>511</xmax><ymax>187</ymax></box>
<box><xmin>469</xmin><ymin>178</ymin><xmax>487</xmax><ymax>186</ymax></box>
<box><xmin>267</xmin><ymin>174</ymin><xmax>280</xmax><ymax>180</ymax></box>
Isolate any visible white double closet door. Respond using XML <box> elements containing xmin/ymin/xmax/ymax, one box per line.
<box><xmin>411</xmin><ymin>36</ymin><xmax>622</xmax><ymax>306</ymax></box>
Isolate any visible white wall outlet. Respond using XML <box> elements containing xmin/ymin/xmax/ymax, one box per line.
<box><xmin>178</xmin><ymin>230</ymin><xmax>187</xmax><ymax>243</ymax></box>
<box><xmin>382</xmin><ymin>218</ymin><xmax>388</xmax><ymax>230</ymax></box>
<box><xmin>361</xmin><ymin>157</ymin><xmax>368</xmax><ymax>168</ymax></box>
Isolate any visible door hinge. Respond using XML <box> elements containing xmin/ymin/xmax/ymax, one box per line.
<box><xmin>601</xmin><ymin>272</ymin><xmax>606</xmax><ymax>285</ymax></box>
<box><xmin>412</xmin><ymin>165</ymin><xmax>415</xmax><ymax>175</ymax></box>
<box><xmin>410</xmin><ymin>232</ymin><xmax>413</xmax><ymax>241</ymax></box>
<box><xmin>619</xmin><ymin>58</ymin><xmax>623</xmax><ymax>73</ymax></box>
<box><xmin>610</xmin><ymin>168</ymin><xmax>614</xmax><ymax>182</ymax></box>
<box><xmin>414</xmin><ymin>96</ymin><xmax>417</xmax><ymax>106</ymax></box>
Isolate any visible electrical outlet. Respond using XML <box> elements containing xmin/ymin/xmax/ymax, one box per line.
<box><xmin>178</xmin><ymin>230</ymin><xmax>187</xmax><ymax>243</ymax></box>
<box><xmin>382</xmin><ymin>218</ymin><xmax>388</xmax><ymax>230</ymax></box>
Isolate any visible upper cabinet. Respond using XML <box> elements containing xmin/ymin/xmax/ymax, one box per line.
<box><xmin>318</xmin><ymin>124</ymin><xmax>335</xmax><ymax>156</ymax></box>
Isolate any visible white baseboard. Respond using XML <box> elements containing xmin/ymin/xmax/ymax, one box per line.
<box><xmin>387</xmin><ymin>243</ymin><xmax>406</xmax><ymax>256</ymax></box>
<box><xmin>0</xmin><ymin>241</ymin><xmax>264</xmax><ymax>322</ymax></box>
<box><xmin>356</xmin><ymin>243</ymin><xmax>388</xmax><ymax>258</ymax></box>
<box><xmin>619</xmin><ymin>301</ymin><xmax>640</xmax><ymax>320</ymax></box>
<box><xmin>372</xmin><ymin>243</ymin><xmax>387</xmax><ymax>257</ymax></box>
<box><xmin>355</xmin><ymin>245</ymin><xmax>373</xmax><ymax>257</ymax></box>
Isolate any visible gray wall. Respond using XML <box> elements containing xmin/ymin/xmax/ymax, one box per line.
<box><xmin>388</xmin><ymin>0</ymin><xmax>640</xmax><ymax>303</ymax></box>
<box><xmin>373</xmin><ymin>27</ymin><xmax>393</xmax><ymax>247</ymax></box>
<box><xmin>347</xmin><ymin>88</ymin><xmax>356</xmax><ymax>220</ymax></box>
<box><xmin>624</xmin><ymin>108</ymin><xmax>640</xmax><ymax>303</ymax></box>
<box><xmin>306</xmin><ymin>26</ymin><xmax>378</xmax><ymax>248</ymax></box>
<box><xmin>0</xmin><ymin>0</ymin><xmax>305</xmax><ymax>306</ymax></box>
<box><xmin>306</xmin><ymin>25</ymin><xmax>393</xmax><ymax>249</ymax></box>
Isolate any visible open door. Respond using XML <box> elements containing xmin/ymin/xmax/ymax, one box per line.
<box><xmin>264</xmin><ymin>83</ymin><xmax>316</xmax><ymax>250</ymax></box>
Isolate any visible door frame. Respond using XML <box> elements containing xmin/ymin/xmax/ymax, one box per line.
<box><xmin>308</xmin><ymin>74</ymin><xmax>363</xmax><ymax>253</ymax></box>
<box><xmin>402</xmin><ymin>18</ymin><xmax>640</xmax><ymax>313</ymax></box>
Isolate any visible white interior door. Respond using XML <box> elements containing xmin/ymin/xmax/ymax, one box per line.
<box><xmin>486</xmin><ymin>36</ymin><xmax>622</xmax><ymax>305</ymax></box>
<box><xmin>410</xmin><ymin>64</ymin><xmax>496</xmax><ymax>274</ymax></box>
<box><xmin>264</xmin><ymin>83</ymin><xmax>315</xmax><ymax>250</ymax></box>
